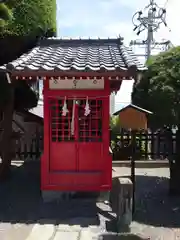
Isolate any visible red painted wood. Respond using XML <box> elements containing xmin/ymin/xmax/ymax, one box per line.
<box><xmin>78</xmin><ymin>143</ymin><xmax>103</xmax><ymax>171</ymax></box>
<box><xmin>49</xmin><ymin>172</ymin><xmax>102</xmax><ymax>186</ymax></box>
<box><xmin>41</xmin><ymin>78</ymin><xmax>49</xmax><ymax>188</ymax></box>
<box><xmin>41</xmin><ymin>76</ymin><xmax>112</xmax><ymax>191</ymax></box>
<box><xmin>50</xmin><ymin>142</ymin><xmax>77</xmax><ymax>171</ymax></box>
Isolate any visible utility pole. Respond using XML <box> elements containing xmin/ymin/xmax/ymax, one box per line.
<box><xmin>130</xmin><ymin>0</ymin><xmax>171</xmax><ymax>60</ymax></box>
<box><xmin>147</xmin><ymin>0</ymin><xmax>153</xmax><ymax>58</ymax></box>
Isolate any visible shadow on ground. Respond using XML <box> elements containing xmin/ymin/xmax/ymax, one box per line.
<box><xmin>0</xmin><ymin>161</ymin><xmax>107</xmax><ymax>227</ymax></box>
<box><xmin>1</xmin><ymin>161</ymin><xmax>180</xmax><ymax>231</ymax></box>
<box><xmin>107</xmin><ymin>170</ymin><xmax>180</xmax><ymax>230</ymax></box>
<box><xmin>133</xmin><ymin>174</ymin><xmax>180</xmax><ymax>228</ymax></box>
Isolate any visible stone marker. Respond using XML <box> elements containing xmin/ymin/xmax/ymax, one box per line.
<box><xmin>109</xmin><ymin>177</ymin><xmax>133</xmax><ymax>233</ymax></box>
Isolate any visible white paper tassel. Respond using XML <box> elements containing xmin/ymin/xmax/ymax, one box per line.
<box><xmin>62</xmin><ymin>96</ymin><xmax>69</xmax><ymax>116</ymax></box>
<box><xmin>71</xmin><ymin>99</ymin><xmax>76</xmax><ymax>135</ymax></box>
<box><xmin>84</xmin><ymin>96</ymin><xmax>91</xmax><ymax>116</ymax></box>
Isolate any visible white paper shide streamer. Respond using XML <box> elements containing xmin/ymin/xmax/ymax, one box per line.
<box><xmin>84</xmin><ymin>96</ymin><xmax>91</xmax><ymax>116</ymax></box>
<box><xmin>71</xmin><ymin>99</ymin><xmax>76</xmax><ymax>135</ymax></box>
<box><xmin>62</xmin><ymin>96</ymin><xmax>69</xmax><ymax>116</ymax></box>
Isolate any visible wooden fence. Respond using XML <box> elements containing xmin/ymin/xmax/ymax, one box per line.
<box><xmin>14</xmin><ymin>134</ymin><xmax>43</xmax><ymax>160</ymax></box>
<box><xmin>111</xmin><ymin>129</ymin><xmax>177</xmax><ymax>160</ymax></box>
<box><xmin>13</xmin><ymin>129</ymin><xmax>177</xmax><ymax>161</ymax></box>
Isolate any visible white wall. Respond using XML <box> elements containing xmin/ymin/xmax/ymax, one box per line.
<box><xmin>110</xmin><ymin>92</ymin><xmax>115</xmax><ymax>115</ymax></box>
<box><xmin>115</xmin><ymin>79</ymin><xmax>135</xmax><ymax>112</ymax></box>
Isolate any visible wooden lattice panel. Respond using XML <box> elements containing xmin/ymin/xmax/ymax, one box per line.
<box><xmin>49</xmin><ymin>98</ymin><xmax>102</xmax><ymax>142</ymax></box>
<box><xmin>78</xmin><ymin>99</ymin><xmax>102</xmax><ymax>142</ymax></box>
<box><xmin>49</xmin><ymin>99</ymin><xmax>75</xmax><ymax>142</ymax></box>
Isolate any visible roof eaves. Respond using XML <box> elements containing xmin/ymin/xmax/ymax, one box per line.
<box><xmin>117</xmin><ymin>44</ymin><xmax>147</xmax><ymax>71</ymax></box>
<box><xmin>113</xmin><ymin>104</ymin><xmax>153</xmax><ymax>115</ymax></box>
<box><xmin>0</xmin><ymin>65</ymin><xmax>6</xmax><ymax>72</ymax></box>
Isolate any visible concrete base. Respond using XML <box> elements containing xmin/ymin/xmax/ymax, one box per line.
<box><xmin>98</xmin><ymin>233</ymin><xmax>148</xmax><ymax>240</ymax></box>
<box><xmin>42</xmin><ymin>190</ymin><xmax>76</xmax><ymax>203</ymax></box>
<box><xmin>97</xmin><ymin>191</ymin><xmax>110</xmax><ymax>203</ymax></box>
<box><xmin>42</xmin><ymin>190</ymin><xmax>110</xmax><ymax>203</ymax></box>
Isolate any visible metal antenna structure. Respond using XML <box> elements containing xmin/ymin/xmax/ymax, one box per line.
<box><xmin>130</xmin><ymin>0</ymin><xmax>170</xmax><ymax>60</ymax></box>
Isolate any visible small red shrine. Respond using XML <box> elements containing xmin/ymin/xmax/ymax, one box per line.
<box><xmin>3</xmin><ymin>37</ymin><xmax>145</xmax><ymax>192</ymax></box>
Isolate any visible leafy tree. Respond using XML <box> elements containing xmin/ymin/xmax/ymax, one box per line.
<box><xmin>0</xmin><ymin>0</ymin><xmax>56</xmax><ymax>180</ymax></box>
<box><xmin>5</xmin><ymin>0</ymin><xmax>56</xmax><ymax>35</ymax></box>
<box><xmin>0</xmin><ymin>2</ymin><xmax>12</xmax><ymax>29</ymax></box>
<box><xmin>132</xmin><ymin>47</ymin><xmax>180</xmax><ymax>194</ymax></box>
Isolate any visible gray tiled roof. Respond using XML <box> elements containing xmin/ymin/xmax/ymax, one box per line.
<box><xmin>5</xmin><ymin>37</ymin><xmax>146</xmax><ymax>73</ymax></box>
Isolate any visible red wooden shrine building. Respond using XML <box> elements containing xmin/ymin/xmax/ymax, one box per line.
<box><xmin>2</xmin><ymin>37</ymin><xmax>145</xmax><ymax>192</ymax></box>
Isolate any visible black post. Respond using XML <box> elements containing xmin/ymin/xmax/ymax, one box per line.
<box><xmin>131</xmin><ymin>129</ymin><xmax>136</xmax><ymax>215</ymax></box>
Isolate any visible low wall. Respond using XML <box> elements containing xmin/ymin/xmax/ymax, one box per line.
<box><xmin>112</xmin><ymin>160</ymin><xmax>169</xmax><ymax>168</ymax></box>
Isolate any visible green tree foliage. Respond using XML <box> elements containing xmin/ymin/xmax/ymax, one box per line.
<box><xmin>1</xmin><ymin>0</ymin><xmax>56</xmax><ymax>36</ymax></box>
<box><xmin>0</xmin><ymin>3</ymin><xmax>12</xmax><ymax>20</ymax></box>
<box><xmin>110</xmin><ymin>115</ymin><xmax>120</xmax><ymax>134</ymax></box>
<box><xmin>0</xmin><ymin>0</ymin><xmax>56</xmax><ymax>109</ymax></box>
<box><xmin>0</xmin><ymin>3</ymin><xmax>12</xmax><ymax>29</ymax></box>
<box><xmin>132</xmin><ymin>47</ymin><xmax>180</xmax><ymax>129</ymax></box>
<box><xmin>110</xmin><ymin>115</ymin><xmax>121</xmax><ymax>149</ymax></box>
<box><xmin>132</xmin><ymin>47</ymin><xmax>180</xmax><ymax>194</ymax></box>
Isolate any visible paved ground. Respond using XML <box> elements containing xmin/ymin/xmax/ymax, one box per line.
<box><xmin>0</xmin><ymin>162</ymin><xmax>180</xmax><ymax>239</ymax></box>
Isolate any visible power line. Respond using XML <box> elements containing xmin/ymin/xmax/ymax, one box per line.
<box><xmin>164</xmin><ymin>0</ymin><xmax>169</xmax><ymax>7</ymax></box>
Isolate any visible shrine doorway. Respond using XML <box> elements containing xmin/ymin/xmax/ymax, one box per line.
<box><xmin>49</xmin><ymin>97</ymin><xmax>103</xmax><ymax>172</ymax></box>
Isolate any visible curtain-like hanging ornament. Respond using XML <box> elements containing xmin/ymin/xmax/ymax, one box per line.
<box><xmin>62</xmin><ymin>96</ymin><xmax>69</xmax><ymax>116</ymax></box>
<box><xmin>71</xmin><ymin>99</ymin><xmax>76</xmax><ymax>135</ymax></box>
<box><xmin>84</xmin><ymin>96</ymin><xmax>91</xmax><ymax>116</ymax></box>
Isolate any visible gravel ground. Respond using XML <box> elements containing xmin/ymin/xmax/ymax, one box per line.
<box><xmin>114</xmin><ymin>167</ymin><xmax>180</xmax><ymax>239</ymax></box>
<box><xmin>0</xmin><ymin>163</ymin><xmax>180</xmax><ymax>239</ymax></box>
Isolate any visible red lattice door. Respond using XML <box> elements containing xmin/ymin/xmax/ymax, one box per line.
<box><xmin>49</xmin><ymin>98</ymin><xmax>103</xmax><ymax>172</ymax></box>
<box><xmin>78</xmin><ymin>99</ymin><xmax>103</xmax><ymax>171</ymax></box>
<box><xmin>49</xmin><ymin>98</ymin><xmax>77</xmax><ymax>171</ymax></box>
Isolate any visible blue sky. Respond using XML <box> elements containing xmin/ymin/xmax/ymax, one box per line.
<box><xmin>57</xmin><ymin>0</ymin><xmax>179</xmax><ymax>44</ymax></box>
<box><xmin>56</xmin><ymin>0</ymin><xmax>180</xmax><ymax>110</ymax></box>
<box><xmin>57</xmin><ymin>0</ymin><xmax>134</xmax><ymax>38</ymax></box>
